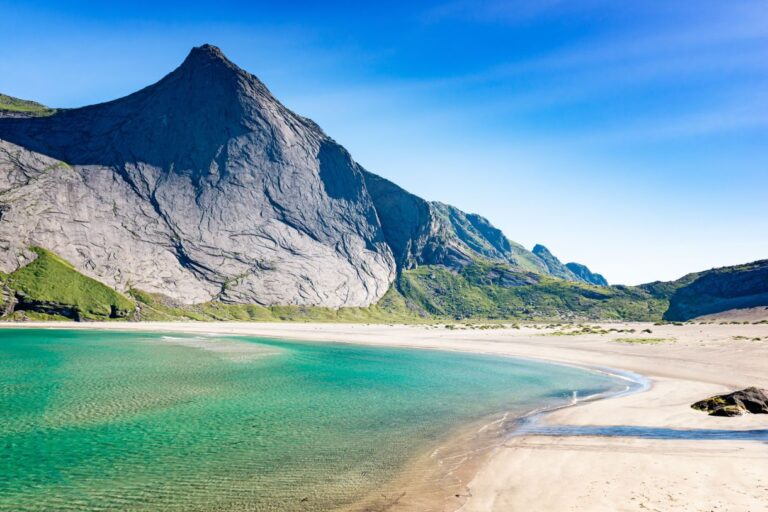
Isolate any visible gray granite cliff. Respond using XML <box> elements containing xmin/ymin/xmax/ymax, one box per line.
<box><xmin>0</xmin><ymin>45</ymin><xmax>603</xmax><ymax>306</ymax></box>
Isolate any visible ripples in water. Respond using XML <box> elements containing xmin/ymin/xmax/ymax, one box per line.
<box><xmin>0</xmin><ymin>328</ymin><xmax>626</xmax><ymax>511</ymax></box>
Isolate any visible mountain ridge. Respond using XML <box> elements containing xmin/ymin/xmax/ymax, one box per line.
<box><xmin>0</xmin><ymin>44</ymin><xmax>601</xmax><ymax>311</ymax></box>
<box><xmin>0</xmin><ymin>44</ymin><xmax>397</xmax><ymax>307</ymax></box>
<box><xmin>3</xmin><ymin>44</ymin><xmax>763</xmax><ymax>322</ymax></box>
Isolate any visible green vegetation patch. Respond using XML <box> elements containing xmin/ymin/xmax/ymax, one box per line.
<box><xmin>397</xmin><ymin>263</ymin><xmax>670</xmax><ymax>321</ymax></box>
<box><xmin>612</xmin><ymin>337</ymin><xmax>675</xmax><ymax>344</ymax></box>
<box><xmin>4</xmin><ymin>310</ymin><xmax>74</xmax><ymax>322</ymax></box>
<box><xmin>0</xmin><ymin>94</ymin><xmax>56</xmax><ymax>116</ymax></box>
<box><xmin>550</xmin><ymin>326</ymin><xmax>610</xmax><ymax>336</ymax></box>
<box><xmin>8</xmin><ymin>247</ymin><xmax>749</xmax><ymax>325</ymax></box>
<box><xmin>7</xmin><ymin>247</ymin><xmax>135</xmax><ymax>320</ymax></box>
<box><xmin>129</xmin><ymin>286</ymin><xmax>425</xmax><ymax>323</ymax></box>
<box><xmin>0</xmin><ymin>271</ymin><xmax>8</xmax><ymax>313</ymax></box>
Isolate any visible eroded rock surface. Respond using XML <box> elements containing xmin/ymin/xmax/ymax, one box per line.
<box><xmin>0</xmin><ymin>45</ymin><xmax>395</xmax><ymax>307</ymax></box>
<box><xmin>0</xmin><ymin>44</ymin><xmax>605</xmax><ymax>307</ymax></box>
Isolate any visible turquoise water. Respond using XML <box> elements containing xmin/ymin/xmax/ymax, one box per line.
<box><xmin>0</xmin><ymin>329</ymin><xmax>623</xmax><ymax>511</ymax></box>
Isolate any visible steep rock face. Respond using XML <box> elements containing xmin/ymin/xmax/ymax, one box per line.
<box><xmin>360</xmin><ymin>170</ymin><xmax>444</xmax><ymax>269</ymax></box>
<box><xmin>532</xmin><ymin>244</ymin><xmax>578</xmax><ymax>281</ymax></box>
<box><xmin>565</xmin><ymin>262</ymin><xmax>608</xmax><ymax>286</ymax></box>
<box><xmin>0</xmin><ymin>44</ymin><xmax>609</xmax><ymax>309</ymax></box>
<box><xmin>362</xmin><ymin>171</ymin><xmax>549</xmax><ymax>274</ymax></box>
<box><xmin>531</xmin><ymin>245</ymin><xmax>607</xmax><ymax>286</ymax></box>
<box><xmin>0</xmin><ymin>45</ymin><xmax>395</xmax><ymax>307</ymax></box>
<box><xmin>430</xmin><ymin>203</ymin><xmax>548</xmax><ymax>272</ymax></box>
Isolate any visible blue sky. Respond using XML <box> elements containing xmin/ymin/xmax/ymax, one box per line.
<box><xmin>2</xmin><ymin>1</ymin><xmax>766</xmax><ymax>284</ymax></box>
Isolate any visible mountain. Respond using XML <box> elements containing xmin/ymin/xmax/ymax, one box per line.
<box><xmin>0</xmin><ymin>44</ymin><xmax>597</xmax><ymax>317</ymax></box>
<box><xmin>392</xmin><ymin>258</ymin><xmax>768</xmax><ymax>322</ymax></box>
<box><xmin>529</xmin><ymin>245</ymin><xmax>607</xmax><ymax>286</ymax></box>
<box><xmin>3</xmin><ymin>44</ymin><xmax>763</xmax><ymax>323</ymax></box>
<box><xmin>362</xmin><ymin>171</ymin><xmax>548</xmax><ymax>273</ymax></box>
<box><xmin>565</xmin><ymin>262</ymin><xmax>608</xmax><ymax>286</ymax></box>
<box><xmin>0</xmin><ymin>45</ymin><xmax>399</xmax><ymax>308</ymax></box>
<box><xmin>530</xmin><ymin>244</ymin><xmax>577</xmax><ymax>280</ymax></box>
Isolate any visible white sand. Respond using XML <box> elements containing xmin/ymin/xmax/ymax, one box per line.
<box><xmin>3</xmin><ymin>320</ymin><xmax>768</xmax><ymax>511</ymax></box>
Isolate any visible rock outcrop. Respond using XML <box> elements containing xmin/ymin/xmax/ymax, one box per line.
<box><xmin>0</xmin><ymin>44</ymin><xmax>606</xmax><ymax>308</ymax></box>
<box><xmin>532</xmin><ymin>244</ymin><xmax>579</xmax><ymax>281</ymax></box>
<box><xmin>692</xmin><ymin>387</ymin><xmax>768</xmax><ymax>417</ymax></box>
<box><xmin>531</xmin><ymin>245</ymin><xmax>609</xmax><ymax>285</ymax></box>
<box><xmin>565</xmin><ymin>262</ymin><xmax>608</xmax><ymax>286</ymax></box>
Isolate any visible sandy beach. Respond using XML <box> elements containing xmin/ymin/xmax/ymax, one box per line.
<box><xmin>3</xmin><ymin>320</ymin><xmax>767</xmax><ymax>511</ymax></box>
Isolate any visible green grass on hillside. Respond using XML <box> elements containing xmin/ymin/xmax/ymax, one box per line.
<box><xmin>0</xmin><ymin>249</ymin><xmax>688</xmax><ymax>324</ymax></box>
<box><xmin>397</xmin><ymin>262</ymin><xmax>670</xmax><ymax>321</ymax></box>
<box><xmin>129</xmin><ymin>286</ymin><xmax>424</xmax><ymax>323</ymax></box>
<box><xmin>0</xmin><ymin>94</ymin><xmax>56</xmax><ymax>116</ymax></box>
<box><xmin>8</xmin><ymin>247</ymin><xmax>135</xmax><ymax>320</ymax></box>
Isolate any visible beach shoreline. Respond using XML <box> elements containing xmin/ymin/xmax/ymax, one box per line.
<box><xmin>3</xmin><ymin>321</ymin><xmax>767</xmax><ymax>511</ymax></box>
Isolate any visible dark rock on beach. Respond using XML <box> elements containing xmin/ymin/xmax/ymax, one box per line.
<box><xmin>691</xmin><ymin>387</ymin><xmax>768</xmax><ymax>417</ymax></box>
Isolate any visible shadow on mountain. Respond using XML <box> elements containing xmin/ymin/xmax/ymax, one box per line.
<box><xmin>0</xmin><ymin>44</ymin><xmax>252</xmax><ymax>173</ymax></box>
<box><xmin>317</xmin><ymin>140</ymin><xmax>365</xmax><ymax>202</ymax></box>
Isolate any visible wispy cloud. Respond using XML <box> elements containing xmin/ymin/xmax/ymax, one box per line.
<box><xmin>577</xmin><ymin>93</ymin><xmax>768</xmax><ymax>144</ymax></box>
<box><xmin>376</xmin><ymin>1</ymin><xmax>768</xmax><ymax>146</ymax></box>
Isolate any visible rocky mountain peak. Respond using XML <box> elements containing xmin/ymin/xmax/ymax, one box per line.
<box><xmin>0</xmin><ymin>45</ymin><xmax>394</xmax><ymax>307</ymax></box>
<box><xmin>184</xmin><ymin>43</ymin><xmax>230</xmax><ymax>64</ymax></box>
<box><xmin>0</xmin><ymin>44</ymin><xmax>305</xmax><ymax>175</ymax></box>
<box><xmin>532</xmin><ymin>244</ymin><xmax>579</xmax><ymax>282</ymax></box>
<box><xmin>172</xmin><ymin>43</ymin><xmax>269</xmax><ymax>101</ymax></box>
<box><xmin>532</xmin><ymin>244</ymin><xmax>550</xmax><ymax>257</ymax></box>
<box><xmin>177</xmin><ymin>43</ymin><xmax>237</xmax><ymax>74</ymax></box>
<box><xmin>565</xmin><ymin>262</ymin><xmax>608</xmax><ymax>286</ymax></box>
<box><xmin>0</xmin><ymin>44</ymin><xmax>611</xmax><ymax>310</ymax></box>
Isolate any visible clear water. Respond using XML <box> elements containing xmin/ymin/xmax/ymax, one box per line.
<box><xmin>0</xmin><ymin>328</ymin><xmax>623</xmax><ymax>511</ymax></box>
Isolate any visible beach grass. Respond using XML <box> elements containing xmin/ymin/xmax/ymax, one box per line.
<box><xmin>613</xmin><ymin>337</ymin><xmax>675</xmax><ymax>344</ymax></box>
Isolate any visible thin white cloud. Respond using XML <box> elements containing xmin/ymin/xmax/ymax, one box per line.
<box><xmin>575</xmin><ymin>95</ymin><xmax>768</xmax><ymax>144</ymax></box>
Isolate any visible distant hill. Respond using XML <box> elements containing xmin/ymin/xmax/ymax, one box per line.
<box><xmin>662</xmin><ymin>260</ymin><xmax>768</xmax><ymax>321</ymax></box>
<box><xmin>389</xmin><ymin>259</ymin><xmax>768</xmax><ymax>322</ymax></box>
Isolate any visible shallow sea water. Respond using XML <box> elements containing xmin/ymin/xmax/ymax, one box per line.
<box><xmin>0</xmin><ymin>328</ymin><xmax>623</xmax><ymax>511</ymax></box>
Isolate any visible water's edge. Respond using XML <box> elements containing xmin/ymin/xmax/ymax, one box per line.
<box><xmin>1</xmin><ymin>325</ymin><xmax>651</xmax><ymax>512</ymax></box>
<box><xmin>345</xmin><ymin>359</ymin><xmax>651</xmax><ymax>512</ymax></box>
